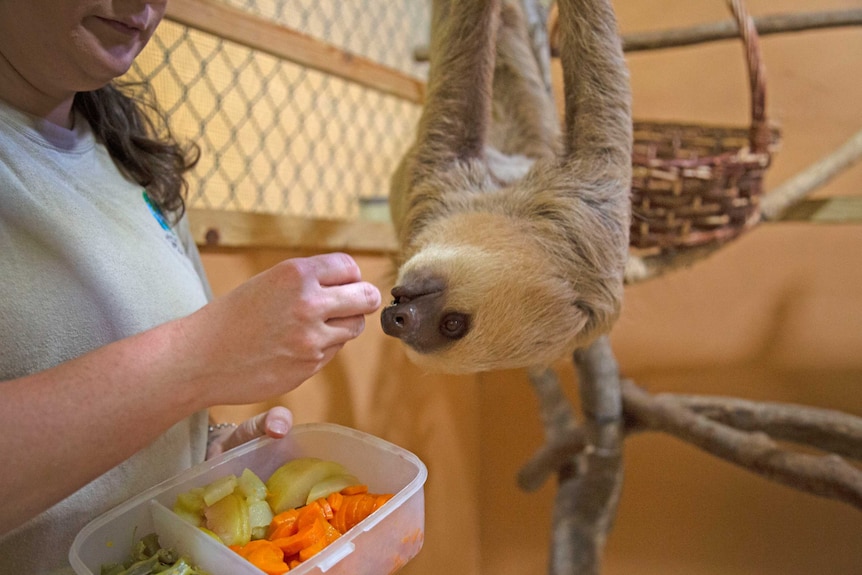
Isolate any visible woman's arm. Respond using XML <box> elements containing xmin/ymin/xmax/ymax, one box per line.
<box><xmin>0</xmin><ymin>252</ymin><xmax>381</xmax><ymax>536</ymax></box>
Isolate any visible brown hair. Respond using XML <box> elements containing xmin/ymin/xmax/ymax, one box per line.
<box><xmin>73</xmin><ymin>82</ymin><xmax>199</xmax><ymax>223</ymax></box>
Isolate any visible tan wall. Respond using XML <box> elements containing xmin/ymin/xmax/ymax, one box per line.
<box><xmin>205</xmin><ymin>0</ymin><xmax>862</xmax><ymax>573</ymax></box>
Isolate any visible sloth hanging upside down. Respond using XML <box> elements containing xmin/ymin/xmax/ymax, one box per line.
<box><xmin>381</xmin><ymin>0</ymin><xmax>632</xmax><ymax>374</ymax></box>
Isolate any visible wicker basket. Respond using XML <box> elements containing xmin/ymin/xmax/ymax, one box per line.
<box><xmin>629</xmin><ymin>0</ymin><xmax>781</xmax><ymax>254</ymax></box>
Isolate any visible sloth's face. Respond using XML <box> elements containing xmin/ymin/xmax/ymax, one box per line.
<box><xmin>381</xmin><ymin>212</ymin><xmax>592</xmax><ymax>373</ymax></box>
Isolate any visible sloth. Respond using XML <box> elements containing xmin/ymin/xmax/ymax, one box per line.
<box><xmin>381</xmin><ymin>0</ymin><xmax>632</xmax><ymax>374</ymax></box>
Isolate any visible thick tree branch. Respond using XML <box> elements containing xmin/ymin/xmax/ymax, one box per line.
<box><xmin>521</xmin><ymin>337</ymin><xmax>626</xmax><ymax>575</ymax></box>
<box><xmin>521</xmin><ymin>366</ymin><xmax>584</xmax><ymax>491</ymax></box>
<box><xmin>664</xmin><ymin>394</ymin><xmax>862</xmax><ymax>461</ymax></box>
<box><xmin>548</xmin><ymin>337</ymin><xmax>624</xmax><ymax>575</ymax></box>
<box><xmin>621</xmin><ymin>380</ymin><xmax>862</xmax><ymax>510</ymax></box>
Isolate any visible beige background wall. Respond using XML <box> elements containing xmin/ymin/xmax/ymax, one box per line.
<box><xmin>206</xmin><ymin>0</ymin><xmax>862</xmax><ymax>573</ymax></box>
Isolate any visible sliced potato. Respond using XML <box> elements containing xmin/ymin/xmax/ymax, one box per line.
<box><xmin>237</xmin><ymin>468</ymin><xmax>267</xmax><ymax>502</ymax></box>
<box><xmin>173</xmin><ymin>506</ymin><xmax>204</xmax><ymax>527</ymax></box>
<box><xmin>305</xmin><ymin>473</ymin><xmax>361</xmax><ymax>505</ymax></box>
<box><xmin>204</xmin><ymin>491</ymin><xmax>250</xmax><ymax>546</ymax></box>
<box><xmin>202</xmin><ymin>474</ymin><xmax>238</xmax><ymax>507</ymax></box>
<box><xmin>173</xmin><ymin>486</ymin><xmax>206</xmax><ymax>526</ymax></box>
<box><xmin>266</xmin><ymin>457</ymin><xmax>349</xmax><ymax>514</ymax></box>
<box><xmin>248</xmin><ymin>498</ymin><xmax>274</xmax><ymax>536</ymax></box>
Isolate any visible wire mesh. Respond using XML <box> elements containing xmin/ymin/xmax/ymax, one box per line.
<box><xmin>126</xmin><ymin>0</ymin><xmax>428</xmax><ymax>219</ymax></box>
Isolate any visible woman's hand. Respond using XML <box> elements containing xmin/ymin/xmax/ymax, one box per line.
<box><xmin>175</xmin><ymin>252</ymin><xmax>382</xmax><ymax>407</ymax></box>
<box><xmin>206</xmin><ymin>406</ymin><xmax>294</xmax><ymax>459</ymax></box>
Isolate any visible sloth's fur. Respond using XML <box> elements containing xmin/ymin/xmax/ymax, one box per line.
<box><xmin>381</xmin><ymin>0</ymin><xmax>632</xmax><ymax>374</ymax></box>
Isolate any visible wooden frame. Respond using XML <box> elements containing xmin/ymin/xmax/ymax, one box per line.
<box><xmin>188</xmin><ymin>208</ymin><xmax>398</xmax><ymax>254</ymax></box>
<box><xmin>166</xmin><ymin>0</ymin><xmax>424</xmax><ymax>104</ymax></box>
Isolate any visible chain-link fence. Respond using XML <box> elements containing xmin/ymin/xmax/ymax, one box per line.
<box><xmin>127</xmin><ymin>0</ymin><xmax>428</xmax><ymax>220</ymax></box>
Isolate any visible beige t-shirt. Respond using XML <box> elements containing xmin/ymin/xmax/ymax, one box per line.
<box><xmin>0</xmin><ymin>98</ymin><xmax>211</xmax><ymax>573</ymax></box>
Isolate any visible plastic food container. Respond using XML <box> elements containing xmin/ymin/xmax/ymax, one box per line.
<box><xmin>70</xmin><ymin>423</ymin><xmax>427</xmax><ymax>575</ymax></box>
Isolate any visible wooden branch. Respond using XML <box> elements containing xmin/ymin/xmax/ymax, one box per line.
<box><xmin>665</xmin><ymin>394</ymin><xmax>862</xmax><ymax>462</ymax></box>
<box><xmin>518</xmin><ymin>427</ymin><xmax>586</xmax><ymax>492</ymax></box>
<box><xmin>621</xmin><ymin>380</ymin><xmax>862</xmax><ymax>510</ymax></box>
<box><xmin>622</xmin><ymin>9</ymin><xmax>862</xmax><ymax>53</ymax></box>
<box><xmin>551</xmin><ymin>337</ymin><xmax>624</xmax><ymax>575</ymax></box>
<box><xmin>774</xmin><ymin>197</ymin><xmax>862</xmax><ymax>224</ymax></box>
<box><xmin>624</xmin><ymin>243</ymin><xmax>723</xmax><ymax>284</ymax></box>
<box><xmin>166</xmin><ymin>0</ymin><xmax>425</xmax><ymax>104</ymax></box>
<box><xmin>188</xmin><ymin>208</ymin><xmax>398</xmax><ymax>254</ymax></box>
<box><xmin>521</xmin><ymin>368</ymin><xmax>583</xmax><ymax>492</ymax></box>
<box><xmin>761</xmin><ymin>127</ymin><xmax>862</xmax><ymax>221</ymax></box>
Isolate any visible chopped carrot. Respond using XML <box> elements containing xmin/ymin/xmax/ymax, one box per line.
<box><xmin>326</xmin><ymin>491</ymin><xmax>343</xmax><ymax>512</ymax></box>
<box><xmin>330</xmin><ymin>493</ymin><xmax>378</xmax><ymax>534</ymax></box>
<box><xmin>295</xmin><ymin>502</ymin><xmax>326</xmax><ymax>530</ymax></box>
<box><xmin>231</xmin><ymin>539</ymin><xmax>289</xmax><ymax>575</ymax></box>
<box><xmin>272</xmin><ymin>519</ymin><xmax>326</xmax><ymax>556</ymax></box>
<box><xmin>373</xmin><ymin>493</ymin><xmax>394</xmax><ymax>510</ymax></box>
<box><xmin>298</xmin><ymin>537</ymin><xmax>327</xmax><ymax>561</ymax></box>
<box><xmin>339</xmin><ymin>484</ymin><xmax>368</xmax><ymax>496</ymax></box>
<box><xmin>269</xmin><ymin>520</ymin><xmax>299</xmax><ymax>541</ymax></box>
<box><xmin>322</xmin><ymin>520</ymin><xmax>342</xmax><ymax>544</ymax></box>
<box><xmin>315</xmin><ymin>497</ymin><xmax>334</xmax><ymax>520</ymax></box>
<box><xmin>268</xmin><ymin>509</ymin><xmax>300</xmax><ymax>539</ymax></box>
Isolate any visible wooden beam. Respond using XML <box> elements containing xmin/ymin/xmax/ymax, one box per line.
<box><xmin>166</xmin><ymin>0</ymin><xmax>425</xmax><ymax>104</ymax></box>
<box><xmin>622</xmin><ymin>9</ymin><xmax>862</xmax><ymax>53</ymax></box>
<box><xmin>188</xmin><ymin>208</ymin><xmax>399</xmax><ymax>254</ymax></box>
<box><xmin>762</xmin><ymin>128</ymin><xmax>862</xmax><ymax>220</ymax></box>
<box><xmin>773</xmin><ymin>197</ymin><xmax>862</xmax><ymax>224</ymax></box>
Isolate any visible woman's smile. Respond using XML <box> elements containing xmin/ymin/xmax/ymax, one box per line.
<box><xmin>93</xmin><ymin>16</ymin><xmax>145</xmax><ymax>37</ymax></box>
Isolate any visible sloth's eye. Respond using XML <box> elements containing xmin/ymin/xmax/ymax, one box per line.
<box><xmin>440</xmin><ymin>312</ymin><xmax>469</xmax><ymax>340</ymax></box>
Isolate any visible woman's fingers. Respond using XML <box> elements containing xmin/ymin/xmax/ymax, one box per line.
<box><xmin>324</xmin><ymin>281</ymin><xmax>382</xmax><ymax>319</ymax></box>
<box><xmin>208</xmin><ymin>407</ymin><xmax>295</xmax><ymax>458</ymax></box>
<box><xmin>301</xmin><ymin>252</ymin><xmax>362</xmax><ymax>287</ymax></box>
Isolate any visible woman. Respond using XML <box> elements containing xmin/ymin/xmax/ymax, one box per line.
<box><xmin>0</xmin><ymin>1</ymin><xmax>382</xmax><ymax>572</ymax></box>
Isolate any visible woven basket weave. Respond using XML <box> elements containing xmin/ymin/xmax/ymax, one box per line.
<box><xmin>630</xmin><ymin>0</ymin><xmax>781</xmax><ymax>254</ymax></box>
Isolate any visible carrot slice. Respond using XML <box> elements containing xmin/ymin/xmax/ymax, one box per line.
<box><xmin>295</xmin><ymin>502</ymin><xmax>326</xmax><ymax>530</ymax></box>
<box><xmin>269</xmin><ymin>520</ymin><xmax>299</xmax><ymax>541</ymax></box>
<box><xmin>326</xmin><ymin>491</ymin><xmax>343</xmax><ymax>512</ymax></box>
<box><xmin>298</xmin><ymin>538</ymin><xmax>327</xmax><ymax>562</ymax></box>
<box><xmin>331</xmin><ymin>493</ymin><xmax>379</xmax><ymax>534</ymax></box>
<box><xmin>231</xmin><ymin>539</ymin><xmax>290</xmax><ymax>575</ymax></box>
<box><xmin>339</xmin><ymin>484</ymin><xmax>368</xmax><ymax>496</ymax></box>
<box><xmin>272</xmin><ymin>519</ymin><xmax>326</xmax><ymax>556</ymax></box>
<box><xmin>373</xmin><ymin>493</ymin><xmax>394</xmax><ymax>510</ymax></box>
<box><xmin>268</xmin><ymin>509</ymin><xmax>300</xmax><ymax>539</ymax></box>
<box><xmin>322</xmin><ymin>520</ymin><xmax>342</xmax><ymax>544</ymax></box>
<box><xmin>314</xmin><ymin>497</ymin><xmax>334</xmax><ymax>520</ymax></box>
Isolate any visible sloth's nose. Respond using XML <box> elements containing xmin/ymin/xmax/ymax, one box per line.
<box><xmin>380</xmin><ymin>301</ymin><xmax>418</xmax><ymax>337</ymax></box>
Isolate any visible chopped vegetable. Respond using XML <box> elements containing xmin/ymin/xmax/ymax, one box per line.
<box><xmin>171</xmin><ymin>458</ymin><xmax>394</xmax><ymax>574</ymax></box>
<box><xmin>204</xmin><ymin>492</ymin><xmax>251</xmax><ymax>546</ymax></box>
<box><xmin>202</xmin><ymin>474</ymin><xmax>238</xmax><ymax>507</ymax></box>
<box><xmin>238</xmin><ymin>468</ymin><xmax>268</xmax><ymax>501</ymax></box>
<box><xmin>229</xmin><ymin>540</ymin><xmax>289</xmax><ymax>575</ymax></box>
<box><xmin>100</xmin><ymin>533</ymin><xmax>209</xmax><ymax>575</ymax></box>
<box><xmin>304</xmin><ymin>473</ymin><xmax>360</xmax><ymax>505</ymax></box>
<box><xmin>265</xmin><ymin>458</ymin><xmax>349</xmax><ymax>514</ymax></box>
<box><xmin>330</xmin><ymin>492</ymin><xmax>393</xmax><ymax>534</ymax></box>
